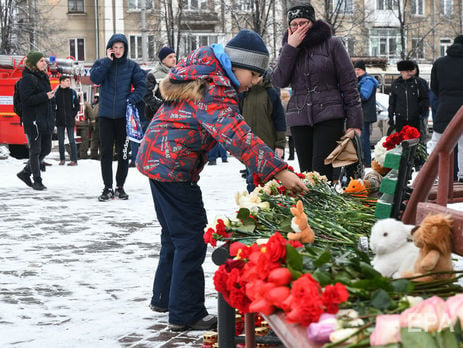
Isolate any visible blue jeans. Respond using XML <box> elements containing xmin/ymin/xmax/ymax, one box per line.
<box><xmin>361</xmin><ymin>122</ymin><xmax>372</xmax><ymax>167</ymax></box>
<box><xmin>57</xmin><ymin>126</ymin><xmax>77</xmax><ymax>162</ymax></box>
<box><xmin>208</xmin><ymin>144</ymin><xmax>227</xmax><ymax>161</ymax></box>
<box><xmin>149</xmin><ymin>180</ymin><xmax>208</xmax><ymax>325</ymax></box>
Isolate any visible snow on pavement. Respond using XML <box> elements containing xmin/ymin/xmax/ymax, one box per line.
<box><xmin>0</xmin><ymin>153</ymin><xmax>264</xmax><ymax>347</ymax></box>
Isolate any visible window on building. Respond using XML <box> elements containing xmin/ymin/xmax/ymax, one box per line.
<box><xmin>440</xmin><ymin>0</ymin><xmax>452</xmax><ymax>15</ymax></box>
<box><xmin>440</xmin><ymin>38</ymin><xmax>452</xmax><ymax>56</ymax></box>
<box><xmin>369</xmin><ymin>28</ymin><xmax>400</xmax><ymax>59</ymax></box>
<box><xmin>183</xmin><ymin>0</ymin><xmax>207</xmax><ymax>11</ymax></box>
<box><xmin>238</xmin><ymin>0</ymin><xmax>252</xmax><ymax>11</ymax></box>
<box><xmin>411</xmin><ymin>0</ymin><xmax>424</xmax><ymax>15</ymax></box>
<box><xmin>128</xmin><ymin>0</ymin><xmax>153</xmax><ymax>10</ymax></box>
<box><xmin>333</xmin><ymin>0</ymin><xmax>353</xmax><ymax>13</ymax></box>
<box><xmin>411</xmin><ymin>38</ymin><xmax>424</xmax><ymax>59</ymax></box>
<box><xmin>341</xmin><ymin>37</ymin><xmax>355</xmax><ymax>56</ymax></box>
<box><xmin>376</xmin><ymin>0</ymin><xmax>396</xmax><ymax>10</ymax></box>
<box><xmin>129</xmin><ymin>35</ymin><xmax>156</xmax><ymax>59</ymax></box>
<box><xmin>69</xmin><ymin>38</ymin><xmax>85</xmax><ymax>61</ymax></box>
<box><xmin>68</xmin><ymin>0</ymin><xmax>84</xmax><ymax>12</ymax></box>
<box><xmin>179</xmin><ymin>33</ymin><xmax>220</xmax><ymax>57</ymax></box>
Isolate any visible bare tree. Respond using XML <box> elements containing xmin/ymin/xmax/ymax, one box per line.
<box><xmin>0</xmin><ymin>0</ymin><xmax>15</xmax><ymax>54</ymax></box>
<box><xmin>226</xmin><ymin>0</ymin><xmax>277</xmax><ymax>37</ymax></box>
<box><xmin>0</xmin><ymin>0</ymin><xmax>61</xmax><ymax>55</ymax></box>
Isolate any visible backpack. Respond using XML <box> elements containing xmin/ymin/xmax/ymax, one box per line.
<box><xmin>13</xmin><ymin>76</ymin><xmax>38</xmax><ymax>126</ymax></box>
<box><xmin>13</xmin><ymin>80</ymin><xmax>23</xmax><ymax>121</ymax></box>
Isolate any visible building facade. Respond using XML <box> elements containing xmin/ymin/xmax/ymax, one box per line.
<box><xmin>23</xmin><ymin>0</ymin><xmax>463</xmax><ymax>67</ymax></box>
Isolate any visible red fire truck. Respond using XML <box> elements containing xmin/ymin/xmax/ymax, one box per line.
<box><xmin>0</xmin><ymin>55</ymin><xmax>85</xmax><ymax>158</ymax></box>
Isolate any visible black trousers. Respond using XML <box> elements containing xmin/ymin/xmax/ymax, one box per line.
<box><xmin>291</xmin><ymin>118</ymin><xmax>344</xmax><ymax>180</ymax></box>
<box><xmin>24</xmin><ymin>133</ymin><xmax>52</xmax><ymax>180</ymax></box>
<box><xmin>99</xmin><ymin>117</ymin><xmax>129</xmax><ymax>188</ymax></box>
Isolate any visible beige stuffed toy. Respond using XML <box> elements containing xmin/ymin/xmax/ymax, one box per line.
<box><xmin>402</xmin><ymin>214</ymin><xmax>454</xmax><ymax>282</ymax></box>
<box><xmin>288</xmin><ymin>200</ymin><xmax>315</xmax><ymax>243</ymax></box>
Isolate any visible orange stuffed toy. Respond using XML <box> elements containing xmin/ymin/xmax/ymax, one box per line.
<box><xmin>402</xmin><ymin>214</ymin><xmax>454</xmax><ymax>282</ymax></box>
<box><xmin>344</xmin><ymin>178</ymin><xmax>368</xmax><ymax>198</ymax></box>
<box><xmin>288</xmin><ymin>200</ymin><xmax>315</xmax><ymax>243</ymax></box>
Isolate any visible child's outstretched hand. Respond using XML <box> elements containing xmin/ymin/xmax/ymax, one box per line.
<box><xmin>275</xmin><ymin>169</ymin><xmax>309</xmax><ymax>192</ymax></box>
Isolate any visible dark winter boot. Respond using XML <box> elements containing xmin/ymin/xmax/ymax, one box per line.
<box><xmin>32</xmin><ymin>177</ymin><xmax>47</xmax><ymax>191</ymax></box>
<box><xmin>17</xmin><ymin>170</ymin><xmax>33</xmax><ymax>187</ymax></box>
<box><xmin>98</xmin><ymin>187</ymin><xmax>114</xmax><ymax>202</ymax></box>
<box><xmin>115</xmin><ymin>187</ymin><xmax>129</xmax><ymax>200</ymax></box>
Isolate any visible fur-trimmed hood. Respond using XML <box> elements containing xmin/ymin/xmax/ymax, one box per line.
<box><xmin>282</xmin><ymin>20</ymin><xmax>332</xmax><ymax>49</ymax></box>
<box><xmin>159</xmin><ymin>77</ymin><xmax>209</xmax><ymax>102</ymax></box>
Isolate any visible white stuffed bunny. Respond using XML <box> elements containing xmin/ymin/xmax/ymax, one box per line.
<box><xmin>370</xmin><ymin>218</ymin><xmax>419</xmax><ymax>279</ymax></box>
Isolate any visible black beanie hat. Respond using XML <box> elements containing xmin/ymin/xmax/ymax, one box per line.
<box><xmin>454</xmin><ymin>35</ymin><xmax>463</xmax><ymax>45</ymax></box>
<box><xmin>354</xmin><ymin>60</ymin><xmax>366</xmax><ymax>71</ymax></box>
<box><xmin>397</xmin><ymin>60</ymin><xmax>415</xmax><ymax>71</ymax></box>
<box><xmin>287</xmin><ymin>5</ymin><xmax>316</xmax><ymax>24</ymax></box>
<box><xmin>225</xmin><ymin>29</ymin><xmax>269</xmax><ymax>75</ymax></box>
<box><xmin>158</xmin><ymin>47</ymin><xmax>175</xmax><ymax>62</ymax></box>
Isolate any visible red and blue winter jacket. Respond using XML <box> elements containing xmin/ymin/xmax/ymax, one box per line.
<box><xmin>136</xmin><ymin>45</ymin><xmax>287</xmax><ymax>183</ymax></box>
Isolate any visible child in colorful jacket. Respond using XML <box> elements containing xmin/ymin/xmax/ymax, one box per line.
<box><xmin>136</xmin><ymin>29</ymin><xmax>307</xmax><ymax>331</ymax></box>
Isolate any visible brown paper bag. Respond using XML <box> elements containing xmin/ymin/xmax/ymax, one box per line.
<box><xmin>324</xmin><ymin>129</ymin><xmax>358</xmax><ymax>168</ymax></box>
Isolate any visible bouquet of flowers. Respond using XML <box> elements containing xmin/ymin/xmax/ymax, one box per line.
<box><xmin>213</xmin><ymin>232</ymin><xmax>349</xmax><ymax>326</ymax></box>
<box><xmin>204</xmin><ymin>170</ymin><xmax>376</xmax><ymax>250</ymax></box>
<box><xmin>372</xmin><ymin>125</ymin><xmax>426</xmax><ymax>175</ymax></box>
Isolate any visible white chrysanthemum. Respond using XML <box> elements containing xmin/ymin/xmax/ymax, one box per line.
<box><xmin>235</xmin><ymin>191</ymin><xmax>270</xmax><ymax>211</ymax></box>
<box><xmin>261</xmin><ymin>179</ymin><xmax>280</xmax><ymax>195</ymax></box>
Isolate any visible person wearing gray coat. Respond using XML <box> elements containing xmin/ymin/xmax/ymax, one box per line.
<box><xmin>272</xmin><ymin>4</ymin><xmax>362</xmax><ymax>180</ymax></box>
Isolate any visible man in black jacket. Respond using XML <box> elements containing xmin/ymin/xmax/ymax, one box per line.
<box><xmin>143</xmin><ymin>47</ymin><xmax>176</xmax><ymax>121</ymax></box>
<box><xmin>55</xmin><ymin>76</ymin><xmax>80</xmax><ymax>166</ymax></box>
<box><xmin>430</xmin><ymin>35</ymin><xmax>463</xmax><ymax>181</ymax></box>
<box><xmin>16</xmin><ymin>51</ymin><xmax>56</xmax><ymax>190</ymax></box>
<box><xmin>388</xmin><ymin>60</ymin><xmax>429</xmax><ymax>135</ymax></box>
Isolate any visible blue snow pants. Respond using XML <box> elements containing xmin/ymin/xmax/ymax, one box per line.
<box><xmin>149</xmin><ymin>179</ymin><xmax>209</xmax><ymax>325</ymax></box>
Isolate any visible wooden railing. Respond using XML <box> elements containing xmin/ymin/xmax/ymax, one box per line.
<box><xmin>402</xmin><ymin>106</ymin><xmax>463</xmax><ymax>225</ymax></box>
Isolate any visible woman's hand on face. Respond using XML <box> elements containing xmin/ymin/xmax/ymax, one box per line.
<box><xmin>287</xmin><ymin>24</ymin><xmax>310</xmax><ymax>48</ymax></box>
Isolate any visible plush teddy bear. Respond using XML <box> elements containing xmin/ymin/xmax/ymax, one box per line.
<box><xmin>288</xmin><ymin>200</ymin><xmax>315</xmax><ymax>243</ymax></box>
<box><xmin>370</xmin><ymin>218</ymin><xmax>419</xmax><ymax>279</ymax></box>
<box><xmin>402</xmin><ymin>214</ymin><xmax>454</xmax><ymax>282</ymax></box>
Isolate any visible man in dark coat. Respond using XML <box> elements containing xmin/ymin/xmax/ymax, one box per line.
<box><xmin>430</xmin><ymin>35</ymin><xmax>463</xmax><ymax>181</ymax></box>
<box><xmin>55</xmin><ymin>75</ymin><xmax>80</xmax><ymax>166</ymax></box>
<box><xmin>143</xmin><ymin>47</ymin><xmax>177</xmax><ymax>121</ymax></box>
<box><xmin>16</xmin><ymin>51</ymin><xmax>56</xmax><ymax>190</ymax></box>
<box><xmin>388</xmin><ymin>60</ymin><xmax>429</xmax><ymax>134</ymax></box>
<box><xmin>90</xmin><ymin>33</ymin><xmax>146</xmax><ymax>201</ymax></box>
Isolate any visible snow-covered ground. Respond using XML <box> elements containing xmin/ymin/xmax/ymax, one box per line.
<box><xmin>1</xmin><ymin>146</ymin><xmax>462</xmax><ymax>347</ymax></box>
<box><xmin>0</xmin><ymin>148</ymin><xmax>283</xmax><ymax>347</ymax></box>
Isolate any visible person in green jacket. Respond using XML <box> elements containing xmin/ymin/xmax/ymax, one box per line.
<box><xmin>239</xmin><ymin>68</ymin><xmax>286</xmax><ymax>192</ymax></box>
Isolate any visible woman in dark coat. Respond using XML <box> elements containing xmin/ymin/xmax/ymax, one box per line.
<box><xmin>16</xmin><ymin>51</ymin><xmax>56</xmax><ymax>190</ymax></box>
<box><xmin>272</xmin><ymin>5</ymin><xmax>362</xmax><ymax>180</ymax></box>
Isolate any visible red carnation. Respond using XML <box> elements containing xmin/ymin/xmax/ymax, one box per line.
<box><xmin>322</xmin><ymin>283</ymin><xmax>349</xmax><ymax>313</ymax></box>
<box><xmin>203</xmin><ymin>227</ymin><xmax>217</xmax><ymax>247</ymax></box>
<box><xmin>265</xmin><ymin>232</ymin><xmax>287</xmax><ymax>262</ymax></box>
